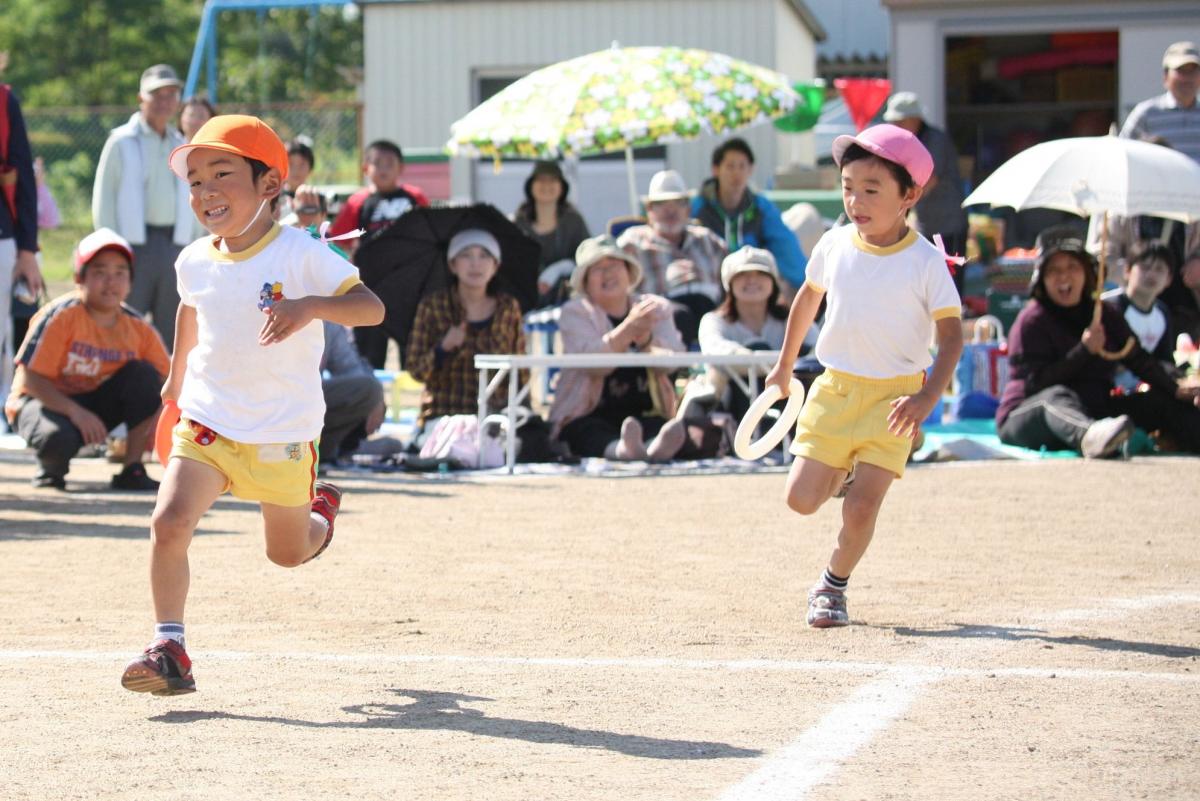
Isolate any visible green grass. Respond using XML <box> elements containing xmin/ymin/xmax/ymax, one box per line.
<box><xmin>38</xmin><ymin>221</ymin><xmax>92</xmax><ymax>298</ymax></box>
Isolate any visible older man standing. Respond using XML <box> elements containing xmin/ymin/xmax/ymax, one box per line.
<box><xmin>618</xmin><ymin>170</ymin><xmax>727</xmax><ymax>347</ymax></box>
<box><xmin>92</xmin><ymin>64</ymin><xmax>193</xmax><ymax>350</ymax></box>
<box><xmin>882</xmin><ymin>91</ymin><xmax>968</xmax><ymax>295</ymax></box>
<box><xmin>1121</xmin><ymin>41</ymin><xmax>1200</xmax><ymax>164</ymax></box>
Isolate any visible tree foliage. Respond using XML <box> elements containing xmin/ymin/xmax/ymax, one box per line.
<box><xmin>0</xmin><ymin>0</ymin><xmax>362</xmax><ymax>106</ymax></box>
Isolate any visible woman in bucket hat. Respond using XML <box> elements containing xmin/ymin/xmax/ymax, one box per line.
<box><xmin>548</xmin><ymin>234</ymin><xmax>688</xmax><ymax>461</ymax></box>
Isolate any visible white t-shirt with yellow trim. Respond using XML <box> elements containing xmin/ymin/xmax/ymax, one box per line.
<box><xmin>804</xmin><ymin>225</ymin><xmax>960</xmax><ymax>379</ymax></box>
<box><xmin>176</xmin><ymin>223</ymin><xmax>362</xmax><ymax>443</ymax></box>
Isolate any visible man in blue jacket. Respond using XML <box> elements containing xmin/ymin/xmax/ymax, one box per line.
<box><xmin>691</xmin><ymin>137</ymin><xmax>807</xmax><ymax>290</ymax></box>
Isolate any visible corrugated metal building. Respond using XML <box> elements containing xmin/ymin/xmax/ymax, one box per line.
<box><xmin>360</xmin><ymin>0</ymin><xmax>827</xmax><ymax>222</ymax></box>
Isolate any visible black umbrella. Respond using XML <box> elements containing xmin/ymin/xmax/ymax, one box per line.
<box><xmin>353</xmin><ymin>203</ymin><xmax>541</xmax><ymax>359</ymax></box>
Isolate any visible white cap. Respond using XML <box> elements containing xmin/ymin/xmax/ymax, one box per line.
<box><xmin>447</xmin><ymin>228</ymin><xmax>501</xmax><ymax>262</ymax></box>
<box><xmin>882</xmin><ymin>91</ymin><xmax>924</xmax><ymax>122</ymax></box>
<box><xmin>642</xmin><ymin>170</ymin><xmax>690</xmax><ymax>203</ymax></box>
<box><xmin>74</xmin><ymin>228</ymin><xmax>134</xmax><ymax>276</ymax></box>
<box><xmin>721</xmin><ymin>246</ymin><xmax>779</xmax><ymax>291</ymax></box>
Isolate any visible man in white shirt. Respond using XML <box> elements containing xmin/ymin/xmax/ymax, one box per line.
<box><xmin>92</xmin><ymin>64</ymin><xmax>193</xmax><ymax>349</ymax></box>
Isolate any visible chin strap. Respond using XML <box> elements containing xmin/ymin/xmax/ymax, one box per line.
<box><xmin>933</xmin><ymin>233</ymin><xmax>966</xmax><ymax>276</ymax></box>
<box><xmin>315</xmin><ymin>220</ymin><xmax>364</xmax><ymax>244</ymax></box>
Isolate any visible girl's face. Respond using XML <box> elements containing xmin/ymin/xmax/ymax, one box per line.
<box><xmin>1126</xmin><ymin>257</ymin><xmax>1172</xmax><ymax>298</ymax></box>
<box><xmin>840</xmin><ymin>158</ymin><xmax>920</xmax><ymax>246</ymax></box>
<box><xmin>584</xmin><ymin>257</ymin><xmax>633</xmax><ymax>304</ymax></box>
<box><xmin>530</xmin><ymin>174</ymin><xmax>563</xmax><ymax>205</ymax></box>
<box><xmin>1042</xmin><ymin>252</ymin><xmax>1089</xmax><ymax>307</ymax></box>
<box><xmin>179</xmin><ymin>103</ymin><xmax>213</xmax><ymax>141</ymax></box>
<box><xmin>449</xmin><ymin>246</ymin><xmax>499</xmax><ymax>291</ymax></box>
<box><xmin>1182</xmin><ymin>257</ymin><xmax>1200</xmax><ymax>291</ymax></box>
<box><xmin>287</xmin><ymin>153</ymin><xmax>312</xmax><ymax>189</ymax></box>
<box><xmin>730</xmin><ymin>270</ymin><xmax>775</xmax><ymax>305</ymax></box>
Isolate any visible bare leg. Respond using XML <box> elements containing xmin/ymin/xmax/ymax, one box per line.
<box><xmin>826</xmin><ymin>462</ymin><xmax>894</xmax><ymax>577</ymax></box>
<box><xmin>646</xmin><ymin>418</ymin><xmax>686</xmax><ymax>461</ymax></box>
<box><xmin>124</xmin><ymin>411</ymin><xmax>157</xmax><ymax>468</ymax></box>
<box><xmin>149</xmin><ymin>458</ymin><xmax>225</xmax><ymax>622</ymax></box>
<box><xmin>607</xmin><ymin>417</ymin><xmax>648</xmax><ymax>460</ymax></box>
<box><xmin>260</xmin><ymin>501</ymin><xmax>329</xmax><ymax>568</ymax></box>
<box><xmin>784</xmin><ymin>456</ymin><xmax>850</xmax><ymax>515</ymax></box>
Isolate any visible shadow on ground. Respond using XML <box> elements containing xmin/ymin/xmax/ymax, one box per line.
<box><xmin>151</xmin><ymin>687</ymin><xmax>762</xmax><ymax>760</ymax></box>
<box><xmin>892</xmin><ymin>624</ymin><xmax>1200</xmax><ymax>659</ymax></box>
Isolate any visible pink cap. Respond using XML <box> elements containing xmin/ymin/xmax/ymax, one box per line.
<box><xmin>74</xmin><ymin>227</ymin><xmax>134</xmax><ymax>276</ymax></box>
<box><xmin>832</xmin><ymin>123</ymin><xmax>934</xmax><ymax>187</ymax></box>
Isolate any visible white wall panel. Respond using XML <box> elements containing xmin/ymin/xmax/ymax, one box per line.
<box><xmin>363</xmin><ymin>0</ymin><xmax>819</xmax><ymax>204</ymax></box>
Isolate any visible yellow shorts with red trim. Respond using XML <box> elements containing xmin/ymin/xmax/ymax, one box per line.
<box><xmin>169</xmin><ymin>418</ymin><xmax>318</xmax><ymax>507</ymax></box>
<box><xmin>790</xmin><ymin>369</ymin><xmax>925</xmax><ymax>479</ymax></box>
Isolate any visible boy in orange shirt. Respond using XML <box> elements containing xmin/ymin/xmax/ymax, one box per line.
<box><xmin>5</xmin><ymin>228</ymin><xmax>169</xmax><ymax>491</ymax></box>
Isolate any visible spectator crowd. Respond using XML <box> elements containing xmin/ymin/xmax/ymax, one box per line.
<box><xmin>4</xmin><ymin>42</ymin><xmax>1200</xmax><ymax>492</ymax></box>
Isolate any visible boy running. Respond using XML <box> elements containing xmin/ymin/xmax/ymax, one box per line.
<box><xmin>764</xmin><ymin>124</ymin><xmax>964</xmax><ymax>628</ymax></box>
<box><xmin>121</xmin><ymin>115</ymin><xmax>384</xmax><ymax>695</ymax></box>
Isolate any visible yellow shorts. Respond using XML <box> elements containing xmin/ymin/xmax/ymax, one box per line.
<box><xmin>790</xmin><ymin>369</ymin><xmax>925</xmax><ymax>479</ymax></box>
<box><xmin>170</xmin><ymin>418</ymin><xmax>318</xmax><ymax>507</ymax></box>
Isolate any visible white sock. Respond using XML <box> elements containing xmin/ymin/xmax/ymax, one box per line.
<box><xmin>154</xmin><ymin>621</ymin><xmax>185</xmax><ymax>648</ymax></box>
<box><xmin>310</xmin><ymin>512</ymin><xmax>330</xmax><ymax>533</ymax></box>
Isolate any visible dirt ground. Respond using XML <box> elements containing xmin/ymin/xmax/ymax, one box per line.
<box><xmin>1</xmin><ymin>449</ymin><xmax>1197</xmax><ymax>801</ymax></box>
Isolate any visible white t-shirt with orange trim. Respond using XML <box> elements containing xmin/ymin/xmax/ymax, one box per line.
<box><xmin>176</xmin><ymin>223</ymin><xmax>361</xmax><ymax>443</ymax></box>
<box><xmin>804</xmin><ymin>225</ymin><xmax>961</xmax><ymax>379</ymax></box>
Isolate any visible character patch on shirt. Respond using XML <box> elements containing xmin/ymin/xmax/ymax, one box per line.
<box><xmin>258</xmin><ymin>281</ymin><xmax>284</xmax><ymax>313</ymax></box>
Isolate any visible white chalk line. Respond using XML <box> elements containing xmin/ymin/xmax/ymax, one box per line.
<box><xmin>715</xmin><ymin>669</ymin><xmax>936</xmax><ymax>801</ymax></box>
<box><xmin>708</xmin><ymin>591</ymin><xmax>1200</xmax><ymax>801</ymax></box>
<box><xmin>0</xmin><ymin>649</ymin><xmax>1194</xmax><ymax>684</ymax></box>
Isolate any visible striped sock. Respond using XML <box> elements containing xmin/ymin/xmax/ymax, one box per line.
<box><xmin>820</xmin><ymin>568</ymin><xmax>849</xmax><ymax>592</ymax></box>
<box><xmin>154</xmin><ymin>622</ymin><xmax>185</xmax><ymax>648</ymax></box>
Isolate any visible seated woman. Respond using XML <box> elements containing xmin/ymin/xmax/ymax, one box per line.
<box><xmin>512</xmin><ymin>161</ymin><xmax>591</xmax><ymax>306</ymax></box>
<box><xmin>549</xmin><ymin>234</ymin><xmax>688</xmax><ymax>461</ymax></box>
<box><xmin>696</xmin><ymin>246</ymin><xmax>815</xmax><ymax>418</ymax></box>
<box><xmin>996</xmin><ymin>226</ymin><xmax>1200</xmax><ymax>457</ymax></box>
<box><xmin>405</xmin><ymin>229</ymin><xmax>526</xmax><ymax>440</ymax></box>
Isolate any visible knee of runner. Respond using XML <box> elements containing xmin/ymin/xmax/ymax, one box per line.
<box><xmin>264</xmin><ymin>544</ymin><xmax>308</xmax><ymax>569</ymax></box>
<box><xmin>149</xmin><ymin>506</ymin><xmax>197</xmax><ymax>548</ymax></box>
<box><xmin>786</xmin><ymin>486</ymin><xmax>824</xmax><ymax>516</ymax></box>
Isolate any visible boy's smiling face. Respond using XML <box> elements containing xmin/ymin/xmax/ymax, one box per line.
<box><xmin>187</xmin><ymin>147</ymin><xmax>279</xmax><ymax>247</ymax></box>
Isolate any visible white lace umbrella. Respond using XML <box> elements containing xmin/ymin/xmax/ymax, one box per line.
<box><xmin>962</xmin><ymin>135</ymin><xmax>1200</xmax><ymax>223</ymax></box>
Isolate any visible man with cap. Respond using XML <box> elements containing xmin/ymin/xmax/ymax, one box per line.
<box><xmin>1120</xmin><ymin>42</ymin><xmax>1200</xmax><ymax>163</ymax></box>
<box><xmin>882</xmin><ymin>91</ymin><xmax>968</xmax><ymax>294</ymax></box>
<box><xmin>4</xmin><ymin>228</ymin><xmax>170</xmax><ymax>490</ymax></box>
<box><xmin>618</xmin><ymin>169</ymin><xmax>728</xmax><ymax>347</ymax></box>
<box><xmin>93</xmin><ymin>64</ymin><xmax>192</xmax><ymax>349</ymax></box>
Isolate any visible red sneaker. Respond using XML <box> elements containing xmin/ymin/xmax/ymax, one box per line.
<box><xmin>304</xmin><ymin>480</ymin><xmax>342</xmax><ymax>563</ymax></box>
<box><xmin>121</xmin><ymin>639</ymin><xmax>196</xmax><ymax>695</ymax></box>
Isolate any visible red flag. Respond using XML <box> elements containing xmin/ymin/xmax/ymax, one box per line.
<box><xmin>834</xmin><ymin>78</ymin><xmax>892</xmax><ymax>132</ymax></box>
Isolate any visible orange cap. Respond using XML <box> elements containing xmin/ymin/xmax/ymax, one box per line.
<box><xmin>169</xmin><ymin>114</ymin><xmax>288</xmax><ymax>182</ymax></box>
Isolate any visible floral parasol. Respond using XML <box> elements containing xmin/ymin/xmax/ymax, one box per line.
<box><xmin>446</xmin><ymin>46</ymin><xmax>800</xmax><ymax>160</ymax></box>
